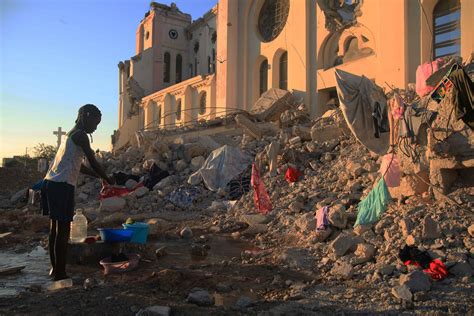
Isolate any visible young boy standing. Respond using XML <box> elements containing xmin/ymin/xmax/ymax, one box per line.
<box><xmin>41</xmin><ymin>104</ymin><xmax>114</xmax><ymax>281</ymax></box>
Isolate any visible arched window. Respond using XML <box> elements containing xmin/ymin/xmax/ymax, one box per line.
<box><xmin>433</xmin><ymin>0</ymin><xmax>461</xmax><ymax>59</ymax></box>
<box><xmin>157</xmin><ymin>106</ymin><xmax>162</xmax><ymax>126</ymax></box>
<box><xmin>176</xmin><ymin>54</ymin><xmax>182</xmax><ymax>83</ymax></box>
<box><xmin>212</xmin><ymin>49</ymin><xmax>216</xmax><ymax>73</ymax></box>
<box><xmin>189</xmin><ymin>63</ymin><xmax>193</xmax><ymax>77</ymax></box>
<box><xmin>259</xmin><ymin>59</ymin><xmax>268</xmax><ymax>96</ymax></box>
<box><xmin>194</xmin><ymin>58</ymin><xmax>198</xmax><ymax>76</ymax></box>
<box><xmin>176</xmin><ymin>99</ymin><xmax>182</xmax><ymax>121</ymax></box>
<box><xmin>199</xmin><ymin>92</ymin><xmax>207</xmax><ymax>115</ymax></box>
<box><xmin>164</xmin><ymin>52</ymin><xmax>170</xmax><ymax>83</ymax></box>
<box><xmin>279</xmin><ymin>52</ymin><xmax>288</xmax><ymax>90</ymax></box>
<box><xmin>207</xmin><ymin>56</ymin><xmax>212</xmax><ymax>73</ymax></box>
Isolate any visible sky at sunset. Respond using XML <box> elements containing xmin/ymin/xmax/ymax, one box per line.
<box><xmin>0</xmin><ymin>0</ymin><xmax>217</xmax><ymax>165</ymax></box>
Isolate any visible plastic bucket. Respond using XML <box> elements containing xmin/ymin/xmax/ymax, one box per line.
<box><xmin>122</xmin><ymin>222</ymin><xmax>149</xmax><ymax>244</ymax></box>
<box><xmin>97</xmin><ymin>228</ymin><xmax>133</xmax><ymax>243</ymax></box>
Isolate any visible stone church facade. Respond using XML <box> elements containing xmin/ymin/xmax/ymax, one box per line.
<box><xmin>113</xmin><ymin>0</ymin><xmax>473</xmax><ymax>149</ymax></box>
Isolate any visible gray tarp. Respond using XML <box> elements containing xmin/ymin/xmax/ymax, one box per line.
<box><xmin>335</xmin><ymin>69</ymin><xmax>390</xmax><ymax>154</ymax></box>
<box><xmin>188</xmin><ymin>145</ymin><xmax>252</xmax><ymax>192</ymax></box>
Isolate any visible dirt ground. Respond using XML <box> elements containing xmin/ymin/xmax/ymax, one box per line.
<box><xmin>1</xmin><ymin>206</ymin><xmax>473</xmax><ymax>316</ymax></box>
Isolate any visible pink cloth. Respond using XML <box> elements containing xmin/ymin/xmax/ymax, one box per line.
<box><xmin>251</xmin><ymin>163</ymin><xmax>272</xmax><ymax>214</ymax></box>
<box><xmin>416</xmin><ymin>59</ymin><xmax>443</xmax><ymax>97</ymax></box>
<box><xmin>316</xmin><ymin>206</ymin><xmax>329</xmax><ymax>231</ymax></box>
<box><xmin>379</xmin><ymin>153</ymin><xmax>400</xmax><ymax>188</ymax></box>
<box><xmin>390</xmin><ymin>95</ymin><xmax>404</xmax><ymax>120</ymax></box>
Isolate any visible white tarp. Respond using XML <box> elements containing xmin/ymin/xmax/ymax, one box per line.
<box><xmin>188</xmin><ymin>145</ymin><xmax>251</xmax><ymax>192</ymax></box>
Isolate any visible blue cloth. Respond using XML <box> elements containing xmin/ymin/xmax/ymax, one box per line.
<box><xmin>166</xmin><ymin>186</ymin><xmax>201</xmax><ymax>209</ymax></box>
<box><xmin>354</xmin><ymin>178</ymin><xmax>391</xmax><ymax>227</ymax></box>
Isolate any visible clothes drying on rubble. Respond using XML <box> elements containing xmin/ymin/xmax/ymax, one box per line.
<box><xmin>379</xmin><ymin>153</ymin><xmax>400</xmax><ymax>188</ymax></box>
<box><xmin>227</xmin><ymin>165</ymin><xmax>251</xmax><ymax>200</ymax></box>
<box><xmin>447</xmin><ymin>66</ymin><xmax>474</xmax><ymax>130</ymax></box>
<box><xmin>316</xmin><ymin>206</ymin><xmax>329</xmax><ymax>231</ymax></box>
<box><xmin>416</xmin><ymin>58</ymin><xmax>450</xmax><ymax>97</ymax></box>
<box><xmin>399</xmin><ymin>245</ymin><xmax>448</xmax><ymax>280</ymax></box>
<box><xmin>335</xmin><ymin>69</ymin><xmax>390</xmax><ymax>155</ymax></box>
<box><xmin>166</xmin><ymin>186</ymin><xmax>201</xmax><ymax>209</ymax></box>
<box><xmin>399</xmin><ymin>103</ymin><xmax>438</xmax><ymax>143</ymax></box>
<box><xmin>251</xmin><ymin>163</ymin><xmax>272</xmax><ymax>214</ymax></box>
<box><xmin>354</xmin><ymin>178</ymin><xmax>391</xmax><ymax>227</ymax></box>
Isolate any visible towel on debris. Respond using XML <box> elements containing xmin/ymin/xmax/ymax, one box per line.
<box><xmin>251</xmin><ymin>163</ymin><xmax>272</xmax><ymax>214</ymax></box>
<box><xmin>354</xmin><ymin>178</ymin><xmax>391</xmax><ymax>227</ymax></box>
<box><xmin>379</xmin><ymin>153</ymin><xmax>400</xmax><ymax>188</ymax></box>
<box><xmin>316</xmin><ymin>206</ymin><xmax>330</xmax><ymax>231</ymax></box>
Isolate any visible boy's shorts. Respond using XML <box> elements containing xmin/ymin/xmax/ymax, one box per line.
<box><xmin>41</xmin><ymin>179</ymin><xmax>75</xmax><ymax>222</ymax></box>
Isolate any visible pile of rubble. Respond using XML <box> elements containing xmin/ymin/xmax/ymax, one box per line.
<box><xmin>3</xmin><ymin>85</ymin><xmax>473</xmax><ymax>311</ymax></box>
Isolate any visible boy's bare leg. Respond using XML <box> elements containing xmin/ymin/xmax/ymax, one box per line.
<box><xmin>48</xmin><ymin>220</ymin><xmax>57</xmax><ymax>277</ymax></box>
<box><xmin>53</xmin><ymin>221</ymin><xmax>70</xmax><ymax>281</ymax></box>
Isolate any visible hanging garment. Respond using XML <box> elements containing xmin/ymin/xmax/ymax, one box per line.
<box><xmin>448</xmin><ymin>67</ymin><xmax>474</xmax><ymax>130</ymax></box>
<box><xmin>316</xmin><ymin>206</ymin><xmax>330</xmax><ymax>231</ymax></box>
<box><xmin>399</xmin><ymin>245</ymin><xmax>448</xmax><ymax>280</ymax></box>
<box><xmin>379</xmin><ymin>153</ymin><xmax>400</xmax><ymax>187</ymax></box>
<box><xmin>354</xmin><ymin>178</ymin><xmax>391</xmax><ymax>227</ymax></box>
<box><xmin>399</xmin><ymin>104</ymin><xmax>438</xmax><ymax>143</ymax></box>
<box><xmin>251</xmin><ymin>163</ymin><xmax>272</xmax><ymax>214</ymax></box>
<box><xmin>389</xmin><ymin>95</ymin><xmax>405</xmax><ymax>120</ymax></box>
<box><xmin>416</xmin><ymin>58</ymin><xmax>444</xmax><ymax>97</ymax></box>
<box><xmin>335</xmin><ymin>69</ymin><xmax>390</xmax><ymax>154</ymax></box>
<box><xmin>285</xmin><ymin>166</ymin><xmax>303</xmax><ymax>183</ymax></box>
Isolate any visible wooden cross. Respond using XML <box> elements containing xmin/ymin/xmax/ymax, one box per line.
<box><xmin>53</xmin><ymin>127</ymin><xmax>66</xmax><ymax>148</ymax></box>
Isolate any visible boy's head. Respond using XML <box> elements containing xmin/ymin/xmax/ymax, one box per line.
<box><xmin>76</xmin><ymin>104</ymin><xmax>102</xmax><ymax>133</ymax></box>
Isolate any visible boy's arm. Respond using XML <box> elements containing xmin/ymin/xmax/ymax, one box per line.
<box><xmin>80</xmin><ymin>164</ymin><xmax>99</xmax><ymax>178</ymax></box>
<box><xmin>72</xmin><ymin>131</ymin><xmax>114</xmax><ymax>185</ymax></box>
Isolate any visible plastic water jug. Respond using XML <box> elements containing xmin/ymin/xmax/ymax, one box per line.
<box><xmin>70</xmin><ymin>209</ymin><xmax>87</xmax><ymax>243</ymax></box>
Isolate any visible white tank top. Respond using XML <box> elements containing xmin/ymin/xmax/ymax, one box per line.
<box><xmin>45</xmin><ymin>130</ymin><xmax>85</xmax><ymax>187</ymax></box>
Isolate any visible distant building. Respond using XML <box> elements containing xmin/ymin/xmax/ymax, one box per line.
<box><xmin>113</xmin><ymin>0</ymin><xmax>473</xmax><ymax>149</ymax></box>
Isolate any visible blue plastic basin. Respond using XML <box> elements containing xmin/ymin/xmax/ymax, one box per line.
<box><xmin>122</xmin><ymin>222</ymin><xmax>149</xmax><ymax>244</ymax></box>
<box><xmin>98</xmin><ymin>228</ymin><xmax>133</xmax><ymax>243</ymax></box>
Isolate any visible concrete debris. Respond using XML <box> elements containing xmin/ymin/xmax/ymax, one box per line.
<box><xmin>399</xmin><ymin>270</ymin><xmax>431</xmax><ymax>292</ymax></box>
<box><xmin>99</xmin><ymin>197</ymin><xmax>126</xmax><ymax>212</ymax></box>
<box><xmin>391</xmin><ymin>284</ymin><xmax>413</xmax><ymax>302</ymax></box>
<box><xmin>250</xmin><ymin>88</ymin><xmax>294</xmax><ymax>122</ymax></box>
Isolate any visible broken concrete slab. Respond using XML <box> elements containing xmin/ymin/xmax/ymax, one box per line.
<box><xmin>250</xmin><ymin>88</ymin><xmax>293</xmax><ymax>122</ymax></box>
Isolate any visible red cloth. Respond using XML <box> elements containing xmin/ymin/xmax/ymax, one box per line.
<box><xmin>99</xmin><ymin>183</ymin><xmax>143</xmax><ymax>200</ymax></box>
<box><xmin>285</xmin><ymin>167</ymin><xmax>302</xmax><ymax>183</ymax></box>
<box><xmin>251</xmin><ymin>163</ymin><xmax>272</xmax><ymax>214</ymax></box>
<box><xmin>404</xmin><ymin>259</ymin><xmax>448</xmax><ymax>280</ymax></box>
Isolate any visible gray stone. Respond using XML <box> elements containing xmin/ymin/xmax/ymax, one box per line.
<box><xmin>392</xmin><ymin>285</ymin><xmax>412</xmax><ymax>301</ymax></box>
<box><xmin>175</xmin><ymin>159</ymin><xmax>187</xmax><ymax>172</ymax></box>
<box><xmin>78</xmin><ymin>192</ymin><xmax>89</xmax><ymax>201</ymax></box>
<box><xmin>329</xmin><ymin>233</ymin><xmax>353</xmax><ymax>257</ymax></box>
<box><xmin>399</xmin><ymin>270</ymin><xmax>431</xmax><ymax>292</ymax></box>
<box><xmin>378</xmin><ymin>264</ymin><xmax>395</xmax><ymax>276</ymax></box>
<box><xmin>135</xmin><ymin>305</ymin><xmax>171</xmax><ymax>316</ymax></box>
<box><xmin>422</xmin><ymin>216</ymin><xmax>441</xmax><ymax>240</ymax></box>
<box><xmin>99</xmin><ymin>197</ymin><xmax>126</xmax><ymax>212</ymax></box>
<box><xmin>134</xmin><ymin>186</ymin><xmax>149</xmax><ymax>198</ymax></box>
<box><xmin>241</xmin><ymin>214</ymin><xmax>270</xmax><ymax>226</ymax></box>
<box><xmin>449</xmin><ymin>262</ymin><xmax>473</xmax><ymax>277</ymax></box>
<box><xmin>190</xmin><ymin>156</ymin><xmax>205</xmax><ymax>171</ymax></box>
<box><xmin>328</xmin><ymin>204</ymin><xmax>347</xmax><ymax>229</ymax></box>
<box><xmin>314</xmin><ymin>227</ymin><xmax>332</xmax><ymax>242</ymax></box>
<box><xmin>10</xmin><ymin>188</ymin><xmax>27</xmax><ymax>203</ymax></box>
<box><xmin>125</xmin><ymin>179</ymin><xmax>138</xmax><ymax>190</ymax></box>
<box><xmin>186</xmin><ymin>289</ymin><xmax>214</xmax><ymax>306</ymax></box>
<box><xmin>330</xmin><ymin>261</ymin><xmax>354</xmax><ymax>279</ymax></box>
<box><xmin>354</xmin><ymin>243</ymin><xmax>375</xmax><ymax>262</ymax></box>
<box><xmin>153</xmin><ymin>176</ymin><xmax>172</xmax><ymax>190</ymax></box>
<box><xmin>295</xmin><ymin>213</ymin><xmax>316</xmax><ymax>233</ymax></box>
<box><xmin>180</xmin><ymin>227</ymin><xmax>193</xmax><ymax>239</ymax></box>
<box><xmin>399</xmin><ymin>217</ymin><xmax>413</xmax><ymax>237</ymax></box>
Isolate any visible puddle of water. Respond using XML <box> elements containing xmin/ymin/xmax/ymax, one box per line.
<box><xmin>154</xmin><ymin>235</ymin><xmax>257</xmax><ymax>268</ymax></box>
<box><xmin>0</xmin><ymin>246</ymin><xmax>51</xmax><ymax>297</ymax></box>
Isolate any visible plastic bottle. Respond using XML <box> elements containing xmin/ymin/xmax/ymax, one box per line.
<box><xmin>70</xmin><ymin>209</ymin><xmax>87</xmax><ymax>243</ymax></box>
